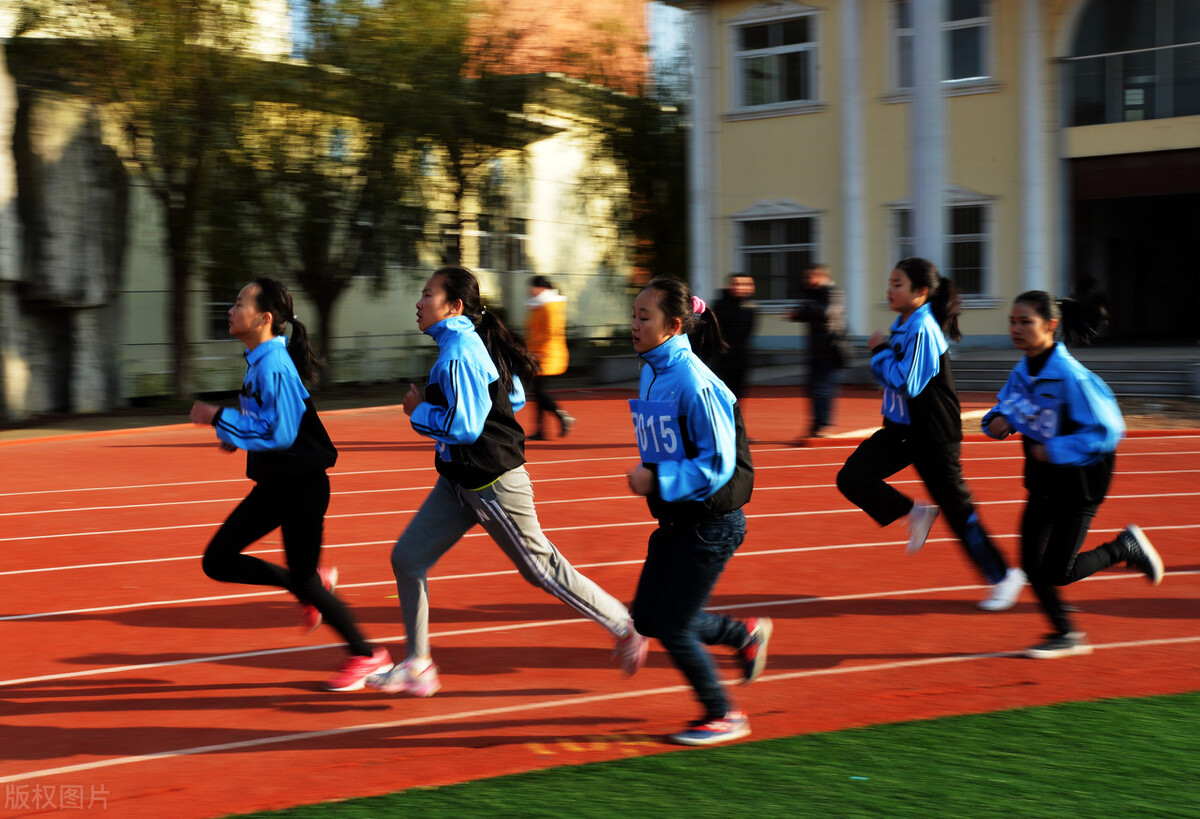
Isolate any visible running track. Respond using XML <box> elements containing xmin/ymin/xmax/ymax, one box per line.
<box><xmin>2</xmin><ymin>388</ymin><xmax>1198</xmax><ymax>817</ymax></box>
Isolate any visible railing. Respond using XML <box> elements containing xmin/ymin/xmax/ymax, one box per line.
<box><xmin>1062</xmin><ymin>41</ymin><xmax>1200</xmax><ymax>126</ymax></box>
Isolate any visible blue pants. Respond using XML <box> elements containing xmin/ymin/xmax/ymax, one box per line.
<box><xmin>631</xmin><ymin>510</ymin><xmax>749</xmax><ymax>720</ymax></box>
<box><xmin>808</xmin><ymin>356</ymin><xmax>838</xmax><ymax>433</ymax></box>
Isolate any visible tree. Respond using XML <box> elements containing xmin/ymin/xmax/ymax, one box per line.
<box><xmin>13</xmin><ymin>0</ymin><xmax>267</xmax><ymax>399</ymax></box>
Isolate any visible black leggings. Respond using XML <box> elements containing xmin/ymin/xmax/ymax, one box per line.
<box><xmin>837</xmin><ymin>426</ymin><xmax>1009</xmax><ymax>584</ymax></box>
<box><xmin>203</xmin><ymin>472</ymin><xmax>372</xmax><ymax>656</ymax></box>
<box><xmin>1021</xmin><ymin>492</ymin><xmax>1124</xmax><ymax>635</ymax></box>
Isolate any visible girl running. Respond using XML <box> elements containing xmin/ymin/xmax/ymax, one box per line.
<box><xmin>367</xmin><ymin>265</ymin><xmax>647</xmax><ymax>696</ymax></box>
<box><xmin>982</xmin><ymin>289</ymin><xmax>1163</xmax><ymax>658</ymax></box>
<box><xmin>190</xmin><ymin>277</ymin><xmax>392</xmax><ymax>691</ymax></box>
<box><xmin>626</xmin><ymin>276</ymin><xmax>767</xmax><ymax>747</ymax></box>
<box><xmin>836</xmin><ymin>257</ymin><xmax>1025</xmax><ymax>610</ymax></box>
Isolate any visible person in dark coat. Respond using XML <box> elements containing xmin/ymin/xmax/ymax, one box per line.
<box><xmin>789</xmin><ymin>263</ymin><xmax>847</xmax><ymax>443</ymax></box>
<box><xmin>711</xmin><ymin>274</ymin><xmax>758</xmax><ymax>401</ymax></box>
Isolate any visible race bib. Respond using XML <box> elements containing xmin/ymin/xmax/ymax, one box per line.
<box><xmin>628</xmin><ymin>399</ymin><xmax>685</xmax><ymax>463</ymax></box>
<box><xmin>1002</xmin><ymin>392</ymin><xmax>1060</xmax><ymax>442</ymax></box>
<box><xmin>881</xmin><ymin>387</ymin><xmax>910</xmax><ymax>425</ymax></box>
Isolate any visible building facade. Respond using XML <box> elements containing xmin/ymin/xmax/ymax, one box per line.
<box><xmin>668</xmin><ymin>0</ymin><xmax>1200</xmax><ymax>348</ymax></box>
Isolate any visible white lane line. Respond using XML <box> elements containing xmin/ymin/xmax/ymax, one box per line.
<box><xmin>2</xmin><ymin>631</ymin><xmax>1197</xmax><ymax>786</ymax></box>
<box><xmin>8</xmin><ymin>486</ymin><xmax>1198</xmax><ymax>545</ymax></box>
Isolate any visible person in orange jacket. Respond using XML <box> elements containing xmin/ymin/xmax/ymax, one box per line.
<box><xmin>525</xmin><ymin>275</ymin><xmax>575</xmax><ymax>440</ymax></box>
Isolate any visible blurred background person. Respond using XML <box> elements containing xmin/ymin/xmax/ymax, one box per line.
<box><xmin>712</xmin><ymin>274</ymin><xmax>758</xmax><ymax>404</ymax></box>
<box><xmin>789</xmin><ymin>263</ymin><xmax>847</xmax><ymax>444</ymax></box>
<box><xmin>525</xmin><ymin>275</ymin><xmax>575</xmax><ymax>440</ymax></box>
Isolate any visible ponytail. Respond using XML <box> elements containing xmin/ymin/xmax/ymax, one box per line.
<box><xmin>641</xmin><ymin>275</ymin><xmax>729</xmax><ymax>366</ymax></box>
<box><xmin>1014</xmin><ymin>284</ymin><xmax>1109</xmax><ymax>347</ymax></box>
<box><xmin>894</xmin><ymin>258</ymin><xmax>962</xmax><ymax>342</ymax></box>
<box><xmin>434</xmin><ymin>265</ymin><xmax>538</xmax><ymax>393</ymax></box>
<box><xmin>252</xmin><ymin>276</ymin><xmax>322</xmax><ymax>383</ymax></box>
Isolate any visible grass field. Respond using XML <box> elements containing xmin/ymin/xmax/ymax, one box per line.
<box><xmin>238</xmin><ymin>691</ymin><xmax>1200</xmax><ymax>818</ymax></box>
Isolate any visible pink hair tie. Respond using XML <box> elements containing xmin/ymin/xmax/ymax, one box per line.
<box><xmin>691</xmin><ymin>295</ymin><xmax>707</xmax><ymax>315</ymax></box>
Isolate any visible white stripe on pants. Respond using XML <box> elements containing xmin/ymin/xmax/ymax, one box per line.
<box><xmin>390</xmin><ymin>466</ymin><xmax>631</xmax><ymax>659</ymax></box>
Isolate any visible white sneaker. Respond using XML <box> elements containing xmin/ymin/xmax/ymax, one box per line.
<box><xmin>905</xmin><ymin>501</ymin><xmax>939</xmax><ymax>554</ymax></box>
<box><xmin>979</xmin><ymin>568</ymin><xmax>1026</xmax><ymax>611</ymax></box>
<box><xmin>366</xmin><ymin>657</ymin><xmax>441</xmax><ymax>697</ymax></box>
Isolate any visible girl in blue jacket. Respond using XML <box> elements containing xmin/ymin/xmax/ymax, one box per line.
<box><xmin>626</xmin><ymin>276</ymin><xmax>766</xmax><ymax>747</ymax></box>
<box><xmin>837</xmin><ymin>258</ymin><xmax>1024</xmax><ymax>610</ymax></box>
<box><xmin>190</xmin><ymin>277</ymin><xmax>392</xmax><ymax>692</ymax></box>
<box><xmin>367</xmin><ymin>266</ymin><xmax>647</xmax><ymax>697</ymax></box>
<box><xmin>982</xmin><ymin>289</ymin><xmax>1163</xmax><ymax>658</ymax></box>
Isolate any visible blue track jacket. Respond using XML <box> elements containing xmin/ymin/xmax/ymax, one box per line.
<box><xmin>981</xmin><ymin>342</ymin><xmax>1124</xmax><ymax>466</ymax></box>
<box><xmin>410</xmin><ymin>315</ymin><xmax>527</xmax><ymax>489</ymax></box>
<box><xmin>870</xmin><ymin>303</ymin><xmax>962</xmax><ymax>444</ymax></box>
<box><xmin>213</xmin><ymin>335</ymin><xmax>336</xmax><ymax>482</ymax></box>
<box><xmin>636</xmin><ymin>333</ymin><xmax>752</xmax><ymax>521</ymax></box>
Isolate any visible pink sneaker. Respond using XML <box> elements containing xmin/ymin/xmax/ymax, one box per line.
<box><xmin>325</xmin><ymin>646</ymin><xmax>392</xmax><ymax>692</ymax></box>
<box><xmin>614</xmin><ymin>623</ymin><xmax>649</xmax><ymax>676</ymax></box>
<box><xmin>299</xmin><ymin>566</ymin><xmax>338</xmax><ymax>634</ymax></box>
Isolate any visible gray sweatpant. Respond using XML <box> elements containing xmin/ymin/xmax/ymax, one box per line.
<box><xmin>390</xmin><ymin>466</ymin><xmax>632</xmax><ymax>659</ymax></box>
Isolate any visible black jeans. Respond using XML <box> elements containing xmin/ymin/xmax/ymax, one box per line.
<box><xmin>1022</xmin><ymin>489</ymin><xmax>1124</xmax><ymax>635</ymax></box>
<box><xmin>531</xmin><ymin>375</ymin><xmax>561</xmax><ymax>431</ymax></box>
<box><xmin>631</xmin><ymin>509</ymin><xmax>749</xmax><ymax>720</ymax></box>
<box><xmin>837</xmin><ymin>426</ymin><xmax>1009</xmax><ymax>584</ymax></box>
<box><xmin>203</xmin><ymin>472</ymin><xmax>372</xmax><ymax>656</ymax></box>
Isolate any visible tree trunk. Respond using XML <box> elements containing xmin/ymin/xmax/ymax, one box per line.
<box><xmin>315</xmin><ymin>296</ymin><xmax>335</xmax><ymax>387</ymax></box>
<box><xmin>166</xmin><ymin>211</ymin><xmax>193</xmax><ymax>399</ymax></box>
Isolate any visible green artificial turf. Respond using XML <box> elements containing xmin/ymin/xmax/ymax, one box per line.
<box><xmin>236</xmin><ymin>691</ymin><xmax>1200</xmax><ymax>818</ymax></box>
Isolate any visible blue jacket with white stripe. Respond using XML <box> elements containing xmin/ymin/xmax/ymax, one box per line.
<box><xmin>213</xmin><ymin>335</ymin><xmax>337</xmax><ymax>482</ymax></box>
<box><xmin>870</xmin><ymin>303</ymin><xmax>963</xmax><ymax>444</ymax></box>
<box><xmin>637</xmin><ymin>333</ymin><xmax>753</xmax><ymax>521</ymax></box>
<box><xmin>410</xmin><ymin>315</ymin><xmax>526</xmax><ymax>489</ymax></box>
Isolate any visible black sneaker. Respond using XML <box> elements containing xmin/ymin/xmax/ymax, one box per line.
<box><xmin>1119</xmin><ymin>524</ymin><xmax>1164</xmax><ymax>585</ymax></box>
<box><xmin>1025</xmin><ymin>632</ymin><xmax>1092</xmax><ymax>659</ymax></box>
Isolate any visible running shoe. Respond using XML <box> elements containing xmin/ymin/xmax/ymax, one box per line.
<box><xmin>1119</xmin><ymin>524</ymin><xmax>1164</xmax><ymax>585</ymax></box>
<box><xmin>300</xmin><ymin>566</ymin><xmax>338</xmax><ymax>634</ymax></box>
<box><xmin>979</xmin><ymin>567</ymin><xmax>1026</xmax><ymax>611</ymax></box>
<box><xmin>1025</xmin><ymin>632</ymin><xmax>1092</xmax><ymax>659</ymax></box>
<box><xmin>669</xmin><ymin>711</ymin><xmax>751</xmax><ymax>746</ymax></box>
<box><xmin>614</xmin><ymin>623</ymin><xmax>649</xmax><ymax>676</ymax></box>
<box><xmin>367</xmin><ymin>657</ymin><xmax>442</xmax><ymax>697</ymax></box>
<box><xmin>738</xmin><ymin>617</ymin><xmax>773</xmax><ymax>684</ymax></box>
<box><xmin>325</xmin><ymin>646</ymin><xmax>393</xmax><ymax>692</ymax></box>
<box><xmin>905</xmin><ymin>501</ymin><xmax>939</xmax><ymax>554</ymax></box>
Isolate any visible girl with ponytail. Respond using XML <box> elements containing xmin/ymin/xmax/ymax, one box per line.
<box><xmin>367</xmin><ymin>265</ymin><xmax>647</xmax><ymax>697</ymax></box>
<box><xmin>982</xmin><ymin>288</ymin><xmax>1163</xmax><ymax>658</ymax></box>
<box><xmin>836</xmin><ymin>258</ymin><xmax>1025</xmax><ymax>611</ymax></box>
<box><xmin>625</xmin><ymin>276</ymin><xmax>765</xmax><ymax>746</ymax></box>
<box><xmin>189</xmin><ymin>277</ymin><xmax>392</xmax><ymax>692</ymax></box>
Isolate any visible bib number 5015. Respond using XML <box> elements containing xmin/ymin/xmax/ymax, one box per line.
<box><xmin>628</xmin><ymin>399</ymin><xmax>684</xmax><ymax>463</ymax></box>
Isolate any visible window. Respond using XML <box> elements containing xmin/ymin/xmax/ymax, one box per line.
<box><xmin>891</xmin><ymin>202</ymin><xmax>990</xmax><ymax>297</ymax></box>
<box><xmin>205</xmin><ymin>284</ymin><xmax>241</xmax><ymax>341</ymax></box>
<box><xmin>1064</xmin><ymin>0</ymin><xmax>1200</xmax><ymax>125</ymax></box>
<box><xmin>738</xmin><ymin>217</ymin><xmax>819</xmax><ymax>301</ymax></box>
<box><xmin>506</xmin><ymin>217</ymin><xmax>530</xmax><ymax>272</ymax></box>
<box><xmin>440</xmin><ymin>226</ymin><xmax>461</xmax><ymax>266</ymax></box>
<box><xmin>892</xmin><ymin>0</ymin><xmax>991</xmax><ymax>91</ymax></box>
<box><xmin>734</xmin><ymin>13</ymin><xmax>819</xmax><ymax>109</ymax></box>
<box><xmin>475</xmin><ymin>214</ymin><xmax>498</xmax><ymax>270</ymax></box>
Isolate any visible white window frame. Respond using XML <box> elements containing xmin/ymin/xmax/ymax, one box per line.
<box><xmin>728</xmin><ymin>2</ymin><xmax>824</xmax><ymax>119</ymax></box>
<box><xmin>886</xmin><ymin>188</ymin><xmax>998</xmax><ymax>302</ymax></box>
<box><xmin>887</xmin><ymin>0</ymin><xmax>996</xmax><ymax>99</ymax></box>
<box><xmin>730</xmin><ymin>199</ymin><xmax>822</xmax><ymax>309</ymax></box>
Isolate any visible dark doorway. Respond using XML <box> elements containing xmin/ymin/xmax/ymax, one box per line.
<box><xmin>1070</xmin><ymin>150</ymin><xmax>1200</xmax><ymax>341</ymax></box>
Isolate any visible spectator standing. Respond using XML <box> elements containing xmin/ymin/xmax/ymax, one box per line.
<box><xmin>525</xmin><ymin>275</ymin><xmax>575</xmax><ymax>440</ymax></box>
<box><xmin>712</xmin><ymin>274</ymin><xmax>758</xmax><ymax>402</ymax></box>
<box><xmin>789</xmin><ymin>263</ymin><xmax>847</xmax><ymax>444</ymax></box>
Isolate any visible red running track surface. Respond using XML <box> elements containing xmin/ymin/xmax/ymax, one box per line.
<box><xmin>1</xmin><ymin>386</ymin><xmax>1198</xmax><ymax>817</ymax></box>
